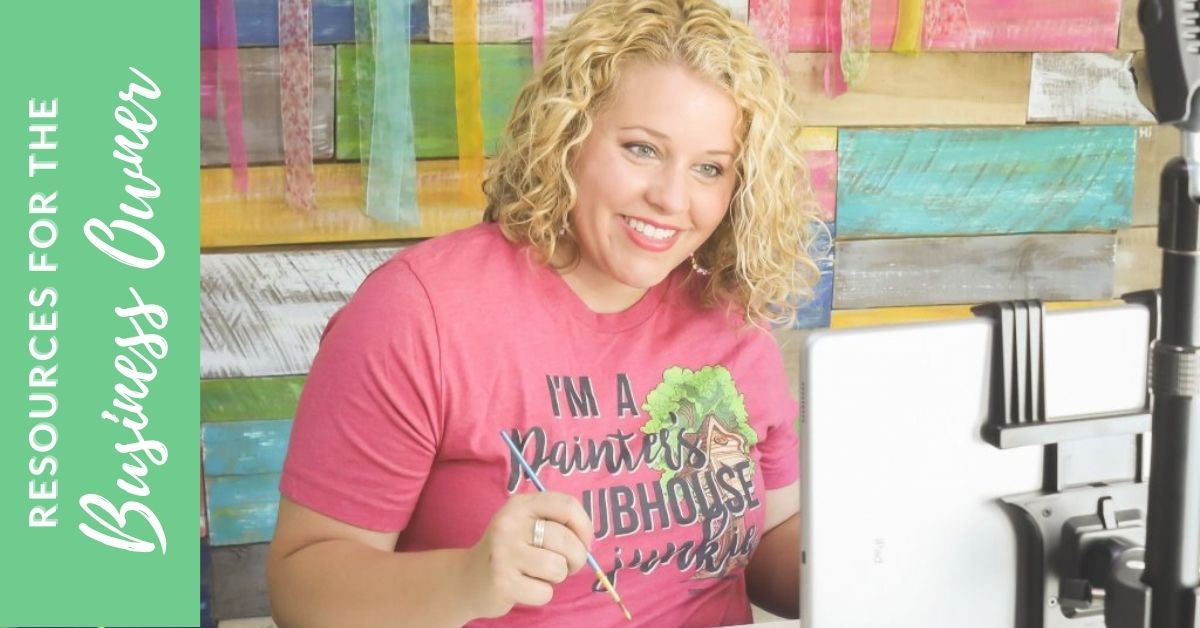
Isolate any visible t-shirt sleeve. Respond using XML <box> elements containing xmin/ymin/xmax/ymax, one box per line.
<box><xmin>752</xmin><ymin>333</ymin><xmax>801</xmax><ymax>490</ymax></box>
<box><xmin>278</xmin><ymin>257</ymin><xmax>442</xmax><ymax>532</ymax></box>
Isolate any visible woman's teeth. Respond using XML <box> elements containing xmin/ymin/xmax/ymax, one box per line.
<box><xmin>624</xmin><ymin>216</ymin><xmax>677</xmax><ymax>241</ymax></box>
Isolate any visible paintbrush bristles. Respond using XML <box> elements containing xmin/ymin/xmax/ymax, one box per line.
<box><xmin>593</xmin><ymin>569</ymin><xmax>632</xmax><ymax>620</ymax></box>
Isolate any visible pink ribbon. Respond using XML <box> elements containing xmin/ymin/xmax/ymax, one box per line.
<box><xmin>532</xmin><ymin>0</ymin><xmax>545</xmax><ymax>69</ymax></box>
<box><xmin>823</xmin><ymin>0</ymin><xmax>848</xmax><ymax>97</ymax></box>
<box><xmin>749</xmin><ymin>0</ymin><xmax>791</xmax><ymax>65</ymax></box>
<box><xmin>216</xmin><ymin>0</ymin><xmax>248</xmax><ymax>193</ymax></box>
<box><xmin>280</xmin><ymin>0</ymin><xmax>317</xmax><ymax>210</ymax></box>
<box><xmin>201</xmin><ymin>0</ymin><xmax>217</xmax><ymax>119</ymax></box>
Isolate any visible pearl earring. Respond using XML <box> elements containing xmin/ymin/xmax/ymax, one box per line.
<box><xmin>690</xmin><ymin>253</ymin><xmax>710</xmax><ymax>276</ymax></box>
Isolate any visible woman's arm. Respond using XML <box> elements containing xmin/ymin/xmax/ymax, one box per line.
<box><xmin>267</xmin><ymin>496</ymin><xmax>478</xmax><ymax>628</ymax></box>
<box><xmin>744</xmin><ymin>481</ymin><xmax>801</xmax><ymax>619</ymax></box>
<box><xmin>268</xmin><ymin>492</ymin><xmax>595</xmax><ymax>628</ymax></box>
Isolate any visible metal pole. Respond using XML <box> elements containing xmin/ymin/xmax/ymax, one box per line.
<box><xmin>1142</xmin><ymin>131</ymin><xmax>1200</xmax><ymax>628</ymax></box>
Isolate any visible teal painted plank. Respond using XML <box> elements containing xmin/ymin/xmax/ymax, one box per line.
<box><xmin>202</xmin><ymin>420</ymin><xmax>293</xmax><ymax>476</ymax></box>
<box><xmin>837</xmin><ymin>127</ymin><xmax>1136</xmax><ymax>238</ymax></box>
<box><xmin>206</xmin><ymin>474</ymin><xmax>280</xmax><ymax>546</ymax></box>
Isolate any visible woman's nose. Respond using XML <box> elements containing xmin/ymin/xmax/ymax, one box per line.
<box><xmin>645</xmin><ymin>166</ymin><xmax>689</xmax><ymax>215</ymax></box>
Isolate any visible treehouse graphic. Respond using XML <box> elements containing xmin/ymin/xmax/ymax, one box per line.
<box><xmin>642</xmin><ymin>365</ymin><xmax>760</xmax><ymax>580</ymax></box>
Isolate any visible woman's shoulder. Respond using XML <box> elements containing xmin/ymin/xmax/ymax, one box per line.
<box><xmin>352</xmin><ymin>222</ymin><xmax>526</xmax><ymax>312</ymax></box>
<box><xmin>360</xmin><ymin>222</ymin><xmax>516</xmax><ymax>286</ymax></box>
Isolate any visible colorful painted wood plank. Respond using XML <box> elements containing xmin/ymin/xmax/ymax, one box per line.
<box><xmin>805</xmin><ymin>150</ymin><xmax>836</xmax><ymax>223</ymax></box>
<box><xmin>219</xmin><ymin>618</ymin><xmax>277</xmax><ymax>628</ymax></box>
<box><xmin>833</xmin><ymin>233</ymin><xmax>1116</xmax><ymax>309</ymax></box>
<box><xmin>837</xmin><ymin>127</ymin><xmax>1135</xmax><ymax>238</ymax></box>
<box><xmin>786</xmin><ymin>0</ymin><xmax>1120</xmax><ymax>52</ymax></box>
<box><xmin>225</xmin><ymin>0</ymin><xmax>429</xmax><ymax>46</ymax></box>
<box><xmin>800</xmin><ymin>127</ymin><xmax>837</xmax><ymax>151</ymax></box>
<box><xmin>1028</xmin><ymin>53</ymin><xmax>1154</xmax><ymax>124</ymax></box>
<box><xmin>211</xmin><ymin>543</ymin><xmax>272</xmax><ymax>620</ymax></box>
<box><xmin>1115</xmin><ymin>226</ymin><xmax>1161</xmax><ymax>295</ymax></box>
<box><xmin>200</xmin><ymin>162</ymin><xmax>484</xmax><ymax>248</ymax></box>
<box><xmin>206</xmin><ymin>473</ymin><xmax>281</xmax><ymax>546</ymax></box>
<box><xmin>793</xmin><ymin>221</ymin><xmax>833</xmax><ymax>329</ymax></box>
<box><xmin>425</xmin><ymin>0</ymin><xmax>747</xmax><ymax>42</ymax></box>
<box><xmin>786</xmin><ymin>52</ymin><xmax>1031</xmax><ymax>127</ymax></box>
<box><xmin>202</xmin><ymin>538</ymin><xmax>216</xmax><ymax>628</ymax></box>
<box><xmin>335</xmin><ymin>43</ymin><xmax>532</xmax><ymax>160</ymax></box>
<box><xmin>202</xmin><ymin>376</ymin><xmax>307</xmax><ymax>423</ymax></box>
<box><xmin>203</xmin><ymin>420</ymin><xmax>293</xmax><ymax>476</ymax></box>
<box><xmin>1134</xmin><ymin>124</ymin><xmax>1181</xmax><ymax>227</ymax></box>
<box><xmin>1119</xmin><ymin>0</ymin><xmax>1144</xmax><ymax>51</ymax></box>
<box><xmin>201</xmin><ymin>47</ymin><xmax>335</xmax><ymax>166</ymax></box>
<box><xmin>202</xmin><ymin>462</ymin><xmax>209</xmax><ymax>539</ymax></box>
<box><xmin>202</xmin><ymin>246</ymin><xmax>399</xmax><ymax>378</ymax></box>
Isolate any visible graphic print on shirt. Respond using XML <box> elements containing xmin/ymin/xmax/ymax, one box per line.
<box><xmin>641</xmin><ymin>365</ymin><xmax>760</xmax><ymax>580</ymax></box>
<box><xmin>505</xmin><ymin>365</ymin><xmax>763</xmax><ymax>591</ymax></box>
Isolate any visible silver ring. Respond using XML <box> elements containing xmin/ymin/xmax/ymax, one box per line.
<box><xmin>532</xmin><ymin>519</ymin><xmax>546</xmax><ymax>548</ymax></box>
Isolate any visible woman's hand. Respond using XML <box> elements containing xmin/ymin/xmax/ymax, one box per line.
<box><xmin>462</xmin><ymin>491</ymin><xmax>595</xmax><ymax>619</ymax></box>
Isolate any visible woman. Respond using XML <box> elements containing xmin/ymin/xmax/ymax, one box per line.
<box><xmin>266</xmin><ymin>0</ymin><xmax>823</xmax><ymax>625</ymax></box>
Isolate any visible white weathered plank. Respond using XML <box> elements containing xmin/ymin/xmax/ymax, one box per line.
<box><xmin>1028</xmin><ymin>53</ymin><xmax>1154</xmax><ymax>124</ymax></box>
<box><xmin>427</xmin><ymin>0</ymin><xmax>748</xmax><ymax>42</ymax></box>
<box><xmin>834</xmin><ymin>233</ymin><xmax>1116</xmax><ymax>309</ymax></box>
<box><xmin>201</xmin><ymin>246</ymin><xmax>402</xmax><ymax>378</ymax></box>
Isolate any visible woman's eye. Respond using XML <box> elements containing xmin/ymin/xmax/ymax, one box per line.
<box><xmin>697</xmin><ymin>163</ymin><xmax>724</xmax><ymax>178</ymax></box>
<box><xmin>626</xmin><ymin>143</ymin><xmax>657</xmax><ymax>158</ymax></box>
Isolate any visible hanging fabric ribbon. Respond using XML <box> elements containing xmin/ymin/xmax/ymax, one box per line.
<box><xmin>840</xmin><ymin>0</ymin><xmax>871</xmax><ymax>86</ymax></box>
<box><xmin>352</xmin><ymin>0</ymin><xmax>376</xmax><ymax>186</ymax></box>
<box><xmin>532</xmin><ymin>0</ymin><xmax>546</xmax><ymax>69</ymax></box>
<box><xmin>822</xmin><ymin>0</ymin><xmax>847</xmax><ymax>97</ymax></box>
<box><xmin>216</xmin><ymin>0</ymin><xmax>249</xmax><ymax>193</ymax></box>
<box><xmin>367</xmin><ymin>0</ymin><xmax>421</xmax><ymax>223</ymax></box>
<box><xmin>201</xmin><ymin>0</ymin><xmax>218</xmax><ymax>119</ymax></box>
<box><xmin>280</xmin><ymin>0</ymin><xmax>317</xmax><ymax>210</ymax></box>
<box><xmin>923</xmin><ymin>0</ymin><xmax>971</xmax><ymax>49</ymax></box>
<box><xmin>452</xmin><ymin>0</ymin><xmax>487</xmax><ymax>210</ymax></box>
<box><xmin>892</xmin><ymin>0</ymin><xmax>923</xmax><ymax>54</ymax></box>
<box><xmin>748</xmin><ymin>0</ymin><xmax>790</xmax><ymax>66</ymax></box>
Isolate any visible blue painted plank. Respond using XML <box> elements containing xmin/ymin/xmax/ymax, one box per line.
<box><xmin>837</xmin><ymin>127</ymin><xmax>1136</xmax><ymax>238</ymax></box>
<box><xmin>225</xmin><ymin>0</ymin><xmax>429</xmax><ymax>47</ymax></box>
<box><xmin>201</xmin><ymin>538</ymin><xmax>216</xmax><ymax>628</ymax></box>
<box><xmin>206</xmin><ymin>473</ymin><xmax>280</xmax><ymax>546</ymax></box>
<box><xmin>202</xmin><ymin>420</ymin><xmax>293</xmax><ymax>477</ymax></box>
<box><xmin>794</xmin><ymin>222</ymin><xmax>834</xmax><ymax>329</ymax></box>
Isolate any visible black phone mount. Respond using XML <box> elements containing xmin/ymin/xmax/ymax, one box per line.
<box><xmin>973</xmin><ymin>295</ymin><xmax>1157</xmax><ymax>628</ymax></box>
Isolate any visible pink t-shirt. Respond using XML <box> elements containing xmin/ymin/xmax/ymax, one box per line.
<box><xmin>279</xmin><ymin>223</ymin><xmax>799</xmax><ymax>627</ymax></box>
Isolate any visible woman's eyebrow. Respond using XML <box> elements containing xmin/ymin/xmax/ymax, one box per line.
<box><xmin>619</xmin><ymin>125</ymin><xmax>734</xmax><ymax>156</ymax></box>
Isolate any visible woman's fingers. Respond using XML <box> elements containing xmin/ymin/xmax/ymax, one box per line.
<box><xmin>523</xmin><ymin>491</ymin><xmax>596</xmax><ymax>553</ymax></box>
<box><xmin>517</xmin><ymin>544</ymin><xmax>571</xmax><ymax>584</ymax></box>
<box><xmin>469</xmin><ymin>491</ymin><xmax>596</xmax><ymax>616</ymax></box>
<box><xmin>528</xmin><ymin>519</ymin><xmax>590</xmax><ymax>575</ymax></box>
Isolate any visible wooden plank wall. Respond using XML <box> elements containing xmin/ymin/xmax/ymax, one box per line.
<box><xmin>199</xmin><ymin>0</ymin><xmax>1174</xmax><ymax>621</ymax></box>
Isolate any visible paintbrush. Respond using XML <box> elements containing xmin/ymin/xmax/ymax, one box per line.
<box><xmin>499</xmin><ymin>430</ymin><xmax>633</xmax><ymax>621</ymax></box>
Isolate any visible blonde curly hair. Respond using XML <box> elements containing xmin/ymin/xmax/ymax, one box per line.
<box><xmin>482</xmin><ymin>0</ymin><xmax>824</xmax><ymax>327</ymax></box>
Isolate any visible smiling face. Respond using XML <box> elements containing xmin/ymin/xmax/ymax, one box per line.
<box><xmin>559</xmin><ymin>60</ymin><xmax>740</xmax><ymax>312</ymax></box>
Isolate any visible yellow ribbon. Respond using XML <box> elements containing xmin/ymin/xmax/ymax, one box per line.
<box><xmin>452</xmin><ymin>0</ymin><xmax>487</xmax><ymax>207</ymax></box>
<box><xmin>892</xmin><ymin>0</ymin><xmax>924</xmax><ymax>55</ymax></box>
